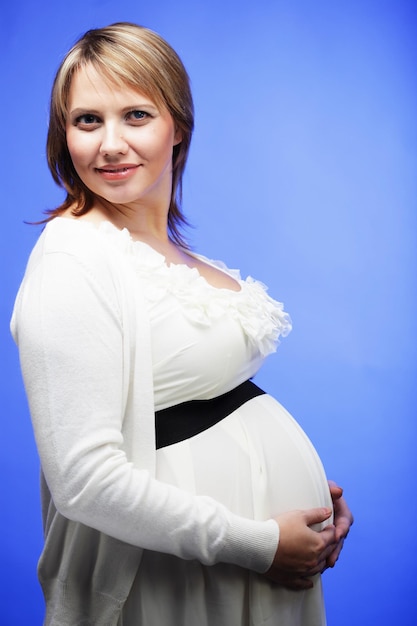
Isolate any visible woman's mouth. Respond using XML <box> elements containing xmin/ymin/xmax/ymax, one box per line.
<box><xmin>95</xmin><ymin>164</ymin><xmax>140</xmax><ymax>181</ymax></box>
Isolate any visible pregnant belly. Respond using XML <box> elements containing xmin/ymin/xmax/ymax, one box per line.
<box><xmin>246</xmin><ymin>394</ymin><xmax>333</xmax><ymax>525</ymax></box>
<box><xmin>154</xmin><ymin>393</ymin><xmax>332</xmax><ymax>526</ymax></box>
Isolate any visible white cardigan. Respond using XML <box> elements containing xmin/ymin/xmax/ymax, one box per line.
<box><xmin>11</xmin><ymin>218</ymin><xmax>279</xmax><ymax>625</ymax></box>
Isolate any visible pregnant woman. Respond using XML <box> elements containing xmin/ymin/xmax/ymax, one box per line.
<box><xmin>11</xmin><ymin>22</ymin><xmax>353</xmax><ymax>626</ymax></box>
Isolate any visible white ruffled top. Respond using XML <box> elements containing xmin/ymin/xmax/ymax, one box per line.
<box><xmin>100</xmin><ymin>221</ymin><xmax>292</xmax><ymax>409</ymax></box>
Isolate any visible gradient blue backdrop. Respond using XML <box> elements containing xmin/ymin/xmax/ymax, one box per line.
<box><xmin>1</xmin><ymin>1</ymin><xmax>416</xmax><ymax>624</ymax></box>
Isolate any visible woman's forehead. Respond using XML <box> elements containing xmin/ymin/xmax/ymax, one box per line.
<box><xmin>68</xmin><ymin>62</ymin><xmax>162</xmax><ymax>109</ymax></box>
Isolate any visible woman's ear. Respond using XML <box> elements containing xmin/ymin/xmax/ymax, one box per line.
<box><xmin>173</xmin><ymin>127</ymin><xmax>183</xmax><ymax>146</ymax></box>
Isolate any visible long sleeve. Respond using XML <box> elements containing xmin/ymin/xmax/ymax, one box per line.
<box><xmin>11</xmin><ymin>221</ymin><xmax>279</xmax><ymax>575</ymax></box>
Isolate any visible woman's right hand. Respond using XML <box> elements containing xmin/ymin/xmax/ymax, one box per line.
<box><xmin>264</xmin><ymin>507</ymin><xmax>337</xmax><ymax>590</ymax></box>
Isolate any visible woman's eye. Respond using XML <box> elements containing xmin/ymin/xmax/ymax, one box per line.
<box><xmin>75</xmin><ymin>113</ymin><xmax>100</xmax><ymax>127</ymax></box>
<box><xmin>128</xmin><ymin>110</ymin><xmax>148</xmax><ymax>121</ymax></box>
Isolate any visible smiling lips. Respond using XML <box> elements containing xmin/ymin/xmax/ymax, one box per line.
<box><xmin>95</xmin><ymin>164</ymin><xmax>140</xmax><ymax>181</ymax></box>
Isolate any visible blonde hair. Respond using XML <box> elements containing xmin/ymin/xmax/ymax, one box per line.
<box><xmin>46</xmin><ymin>22</ymin><xmax>194</xmax><ymax>245</ymax></box>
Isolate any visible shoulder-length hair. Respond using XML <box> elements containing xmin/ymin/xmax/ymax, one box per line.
<box><xmin>46</xmin><ymin>22</ymin><xmax>194</xmax><ymax>246</ymax></box>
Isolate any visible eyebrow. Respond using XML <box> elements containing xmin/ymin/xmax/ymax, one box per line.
<box><xmin>69</xmin><ymin>104</ymin><xmax>160</xmax><ymax>117</ymax></box>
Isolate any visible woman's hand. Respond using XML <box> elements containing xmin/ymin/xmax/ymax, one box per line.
<box><xmin>263</xmin><ymin>482</ymin><xmax>353</xmax><ymax>590</ymax></box>
<box><xmin>326</xmin><ymin>480</ymin><xmax>354</xmax><ymax>568</ymax></box>
<box><xmin>264</xmin><ymin>507</ymin><xmax>337</xmax><ymax>590</ymax></box>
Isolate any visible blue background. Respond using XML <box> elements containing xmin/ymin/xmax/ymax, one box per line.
<box><xmin>1</xmin><ymin>1</ymin><xmax>416</xmax><ymax>624</ymax></box>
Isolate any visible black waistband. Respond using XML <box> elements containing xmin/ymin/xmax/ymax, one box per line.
<box><xmin>155</xmin><ymin>380</ymin><xmax>265</xmax><ymax>449</ymax></box>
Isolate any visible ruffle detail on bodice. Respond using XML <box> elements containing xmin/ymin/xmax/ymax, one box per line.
<box><xmin>100</xmin><ymin>222</ymin><xmax>292</xmax><ymax>356</ymax></box>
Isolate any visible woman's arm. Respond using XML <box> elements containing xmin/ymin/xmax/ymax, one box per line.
<box><xmin>13</xmin><ymin>249</ymin><xmax>278</xmax><ymax>572</ymax></box>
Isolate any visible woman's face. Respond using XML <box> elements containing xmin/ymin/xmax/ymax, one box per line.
<box><xmin>65</xmin><ymin>63</ymin><xmax>181</xmax><ymax>212</ymax></box>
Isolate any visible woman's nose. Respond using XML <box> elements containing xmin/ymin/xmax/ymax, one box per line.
<box><xmin>99</xmin><ymin>124</ymin><xmax>128</xmax><ymax>156</ymax></box>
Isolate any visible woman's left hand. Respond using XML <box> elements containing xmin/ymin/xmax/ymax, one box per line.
<box><xmin>326</xmin><ymin>480</ymin><xmax>354</xmax><ymax>568</ymax></box>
